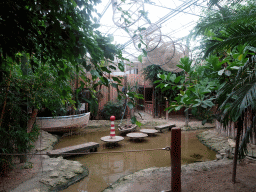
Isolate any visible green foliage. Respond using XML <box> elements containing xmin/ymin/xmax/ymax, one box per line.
<box><xmin>216</xmin><ymin>55</ymin><xmax>256</xmax><ymax>124</ymax></box>
<box><xmin>0</xmin><ymin>74</ymin><xmax>40</xmax><ymax>171</ymax></box>
<box><xmin>156</xmin><ymin>56</ymin><xmax>220</xmax><ymax>124</ymax></box>
<box><xmin>0</xmin><ymin>0</ymin><xmax>128</xmax><ymax>174</ymax></box>
<box><xmin>192</xmin><ymin>0</ymin><xmax>256</xmax><ymax>58</ymax></box>
<box><xmin>193</xmin><ymin>0</ymin><xmax>256</xmax><ymax>158</ymax></box>
<box><xmin>143</xmin><ymin>65</ymin><xmax>166</xmax><ymax>82</ymax></box>
<box><xmin>101</xmin><ymin>101</ymin><xmax>124</xmax><ymax>120</ymax></box>
<box><xmin>177</xmin><ymin>56</ymin><xmax>192</xmax><ymax>73</ymax></box>
<box><xmin>144</xmin><ymin>64</ymin><xmax>182</xmax><ymax>102</ymax></box>
<box><xmin>191</xmin><ymin>107</ymin><xmax>215</xmax><ymax>125</ymax></box>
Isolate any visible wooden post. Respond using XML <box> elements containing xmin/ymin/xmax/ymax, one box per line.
<box><xmin>143</xmin><ymin>76</ymin><xmax>146</xmax><ymax>112</ymax></box>
<box><xmin>153</xmin><ymin>86</ymin><xmax>155</xmax><ymax>118</ymax></box>
<box><xmin>166</xmin><ymin>100</ymin><xmax>169</xmax><ymax>120</ymax></box>
<box><xmin>171</xmin><ymin>127</ymin><xmax>181</xmax><ymax>192</ymax></box>
<box><xmin>126</xmin><ymin>105</ymin><xmax>130</xmax><ymax>125</ymax></box>
<box><xmin>143</xmin><ymin>86</ymin><xmax>145</xmax><ymax>112</ymax></box>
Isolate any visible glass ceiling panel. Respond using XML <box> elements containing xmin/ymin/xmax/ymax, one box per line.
<box><xmin>95</xmin><ymin>0</ymin><xmax>209</xmax><ymax>61</ymax></box>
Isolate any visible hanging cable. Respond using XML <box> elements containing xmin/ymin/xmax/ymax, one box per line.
<box><xmin>0</xmin><ymin>146</ymin><xmax>171</xmax><ymax>156</ymax></box>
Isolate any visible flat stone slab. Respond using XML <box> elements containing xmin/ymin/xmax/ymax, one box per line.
<box><xmin>101</xmin><ymin>136</ymin><xmax>124</xmax><ymax>143</ymax></box>
<box><xmin>126</xmin><ymin>132</ymin><xmax>148</xmax><ymax>139</ymax></box>
<box><xmin>48</xmin><ymin>142</ymin><xmax>99</xmax><ymax>157</ymax></box>
<box><xmin>155</xmin><ymin>123</ymin><xmax>176</xmax><ymax>132</ymax></box>
<box><xmin>140</xmin><ymin>129</ymin><xmax>159</xmax><ymax>134</ymax></box>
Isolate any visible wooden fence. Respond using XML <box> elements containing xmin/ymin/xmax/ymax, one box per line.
<box><xmin>215</xmin><ymin>109</ymin><xmax>256</xmax><ymax>145</ymax></box>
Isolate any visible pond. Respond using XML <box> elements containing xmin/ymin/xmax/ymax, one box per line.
<box><xmin>54</xmin><ymin>129</ymin><xmax>216</xmax><ymax>192</ymax></box>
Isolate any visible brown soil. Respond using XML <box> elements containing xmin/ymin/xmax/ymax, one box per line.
<box><xmin>181</xmin><ymin>159</ymin><xmax>256</xmax><ymax>192</ymax></box>
<box><xmin>1</xmin><ymin>113</ymin><xmax>256</xmax><ymax>192</ymax></box>
<box><xmin>0</xmin><ymin>155</ymin><xmax>42</xmax><ymax>192</ymax></box>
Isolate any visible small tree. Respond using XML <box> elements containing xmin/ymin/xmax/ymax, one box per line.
<box><xmin>155</xmin><ymin>56</ymin><xmax>219</xmax><ymax>126</ymax></box>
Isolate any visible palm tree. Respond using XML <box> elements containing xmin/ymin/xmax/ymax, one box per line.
<box><xmin>194</xmin><ymin>0</ymin><xmax>256</xmax><ymax>57</ymax></box>
<box><xmin>193</xmin><ymin>0</ymin><xmax>256</xmax><ymax>183</ymax></box>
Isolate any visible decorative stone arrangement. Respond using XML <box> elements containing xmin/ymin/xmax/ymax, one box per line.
<box><xmin>11</xmin><ymin>130</ymin><xmax>89</xmax><ymax>192</ymax></box>
<box><xmin>34</xmin><ymin>130</ymin><xmax>59</xmax><ymax>152</ymax></box>
<box><xmin>39</xmin><ymin>156</ymin><xmax>89</xmax><ymax>191</ymax></box>
<box><xmin>197</xmin><ymin>129</ymin><xmax>235</xmax><ymax>160</ymax></box>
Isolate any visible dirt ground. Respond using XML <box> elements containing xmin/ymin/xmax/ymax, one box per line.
<box><xmin>103</xmin><ymin>158</ymin><xmax>256</xmax><ymax>192</ymax></box>
<box><xmin>1</xmin><ymin>112</ymin><xmax>256</xmax><ymax>192</ymax></box>
<box><xmin>181</xmin><ymin>159</ymin><xmax>256</xmax><ymax>192</ymax></box>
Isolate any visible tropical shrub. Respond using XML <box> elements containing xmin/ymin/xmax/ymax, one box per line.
<box><xmin>101</xmin><ymin>101</ymin><xmax>124</xmax><ymax>120</ymax></box>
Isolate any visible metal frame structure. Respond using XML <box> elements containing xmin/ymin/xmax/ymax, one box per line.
<box><xmin>96</xmin><ymin>0</ymin><xmax>211</xmax><ymax>68</ymax></box>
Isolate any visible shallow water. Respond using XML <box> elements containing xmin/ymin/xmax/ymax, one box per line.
<box><xmin>54</xmin><ymin>129</ymin><xmax>216</xmax><ymax>192</ymax></box>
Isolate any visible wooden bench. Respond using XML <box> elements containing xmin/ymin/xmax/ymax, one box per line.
<box><xmin>155</xmin><ymin>123</ymin><xmax>176</xmax><ymax>133</ymax></box>
<box><xmin>48</xmin><ymin>142</ymin><xmax>99</xmax><ymax>157</ymax></box>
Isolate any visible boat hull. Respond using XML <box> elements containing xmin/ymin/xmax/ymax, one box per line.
<box><xmin>118</xmin><ymin>124</ymin><xmax>137</xmax><ymax>134</ymax></box>
<box><xmin>36</xmin><ymin>112</ymin><xmax>90</xmax><ymax>132</ymax></box>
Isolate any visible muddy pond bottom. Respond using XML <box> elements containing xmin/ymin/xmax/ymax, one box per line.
<box><xmin>54</xmin><ymin>129</ymin><xmax>216</xmax><ymax>192</ymax></box>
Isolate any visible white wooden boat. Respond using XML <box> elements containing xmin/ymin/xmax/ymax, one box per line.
<box><xmin>118</xmin><ymin>124</ymin><xmax>137</xmax><ymax>134</ymax></box>
<box><xmin>36</xmin><ymin>112</ymin><xmax>90</xmax><ymax>132</ymax></box>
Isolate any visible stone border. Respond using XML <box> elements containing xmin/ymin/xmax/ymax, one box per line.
<box><xmin>103</xmin><ymin>159</ymin><xmax>233</xmax><ymax>192</ymax></box>
<box><xmin>11</xmin><ymin>131</ymin><xmax>90</xmax><ymax>192</ymax></box>
<box><xmin>196</xmin><ymin>129</ymin><xmax>234</xmax><ymax>160</ymax></box>
<box><xmin>49</xmin><ymin>166</ymin><xmax>89</xmax><ymax>192</ymax></box>
<box><xmin>181</xmin><ymin>126</ymin><xmax>215</xmax><ymax>131</ymax></box>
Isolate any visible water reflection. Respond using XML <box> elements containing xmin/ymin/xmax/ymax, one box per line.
<box><xmin>54</xmin><ymin>130</ymin><xmax>216</xmax><ymax>192</ymax></box>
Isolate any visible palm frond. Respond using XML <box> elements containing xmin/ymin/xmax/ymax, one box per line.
<box><xmin>205</xmin><ymin>31</ymin><xmax>256</xmax><ymax>57</ymax></box>
<box><xmin>218</xmin><ymin>81</ymin><xmax>256</xmax><ymax>122</ymax></box>
<box><xmin>236</xmin><ymin>55</ymin><xmax>256</xmax><ymax>78</ymax></box>
<box><xmin>217</xmin><ymin>55</ymin><xmax>256</xmax><ymax>123</ymax></box>
<box><xmin>208</xmin><ymin>0</ymin><xmax>245</xmax><ymax>8</ymax></box>
<box><xmin>238</xmin><ymin>115</ymin><xmax>255</xmax><ymax>158</ymax></box>
<box><xmin>195</xmin><ymin>9</ymin><xmax>256</xmax><ymax>38</ymax></box>
<box><xmin>193</xmin><ymin>1</ymin><xmax>256</xmax><ymax>57</ymax></box>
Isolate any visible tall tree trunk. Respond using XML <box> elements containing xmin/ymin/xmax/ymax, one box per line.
<box><xmin>27</xmin><ymin>109</ymin><xmax>38</xmax><ymax>133</ymax></box>
<box><xmin>232</xmin><ymin>118</ymin><xmax>243</xmax><ymax>183</ymax></box>
<box><xmin>0</xmin><ymin>71</ymin><xmax>12</xmax><ymax>127</ymax></box>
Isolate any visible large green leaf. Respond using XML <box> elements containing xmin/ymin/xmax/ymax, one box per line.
<box><xmin>118</xmin><ymin>61</ymin><xmax>125</xmax><ymax>72</ymax></box>
<box><xmin>127</xmin><ymin>102</ymin><xmax>134</xmax><ymax>109</ymax></box>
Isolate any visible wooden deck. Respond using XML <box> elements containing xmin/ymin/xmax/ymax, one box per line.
<box><xmin>155</xmin><ymin>123</ymin><xmax>176</xmax><ymax>132</ymax></box>
<box><xmin>47</xmin><ymin>142</ymin><xmax>99</xmax><ymax>157</ymax></box>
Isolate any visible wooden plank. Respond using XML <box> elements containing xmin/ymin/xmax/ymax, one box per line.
<box><xmin>48</xmin><ymin>142</ymin><xmax>99</xmax><ymax>157</ymax></box>
<box><xmin>155</xmin><ymin>123</ymin><xmax>176</xmax><ymax>132</ymax></box>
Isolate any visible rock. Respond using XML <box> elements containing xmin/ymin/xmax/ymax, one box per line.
<box><xmin>73</xmin><ymin>166</ymin><xmax>84</xmax><ymax>174</ymax></box>
<box><xmin>49</xmin><ymin>171</ymin><xmax>59</xmax><ymax>178</ymax></box>
<box><xmin>42</xmin><ymin>155</ymin><xmax>50</xmax><ymax>159</ymax></box>
<box><xmin>228</xmin><ymin>139</ymin><xmax>236</xmax><ymax>148</ymax></box>
<box><xmin>220</xmin><ymin>153</ymin><xmax>226</xmax><ymax>157</ymax></box>
<box><xmin>57</xmin><ymin>177</ymin><xmax>67</xmax><ymax>185</ymax></box>
<box><xmin>65</xmin><ymin>172</ymin><xmax>76</xmax><ymax>179</ymax></box>
<box><xmin>40</xmin><ymin>178</ymin><xmax>55</xmax><ymax>187</ymax></box>
<box><xmin>218</xmin><ymin>149</ymin><xmax>226</xmax><ymax>154</ymax></box>
<box><xmin>59</xmin><ymin>161</ymin><xmax>69</xmax><ymax>171</ymax></box>
<box><xmin>216</xmin><ymin>154</ymin><xmax>222</xmax><ymax>160</ymax></box>
<box><xmin>27</xmin><ymin>189</ymin><xmax>41</xmax><ymax>192</ymax></box>
<box><xmin>35</xmin><ymin>131</ymin><xmax>59</xmax><ymax>152</ymax></box>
